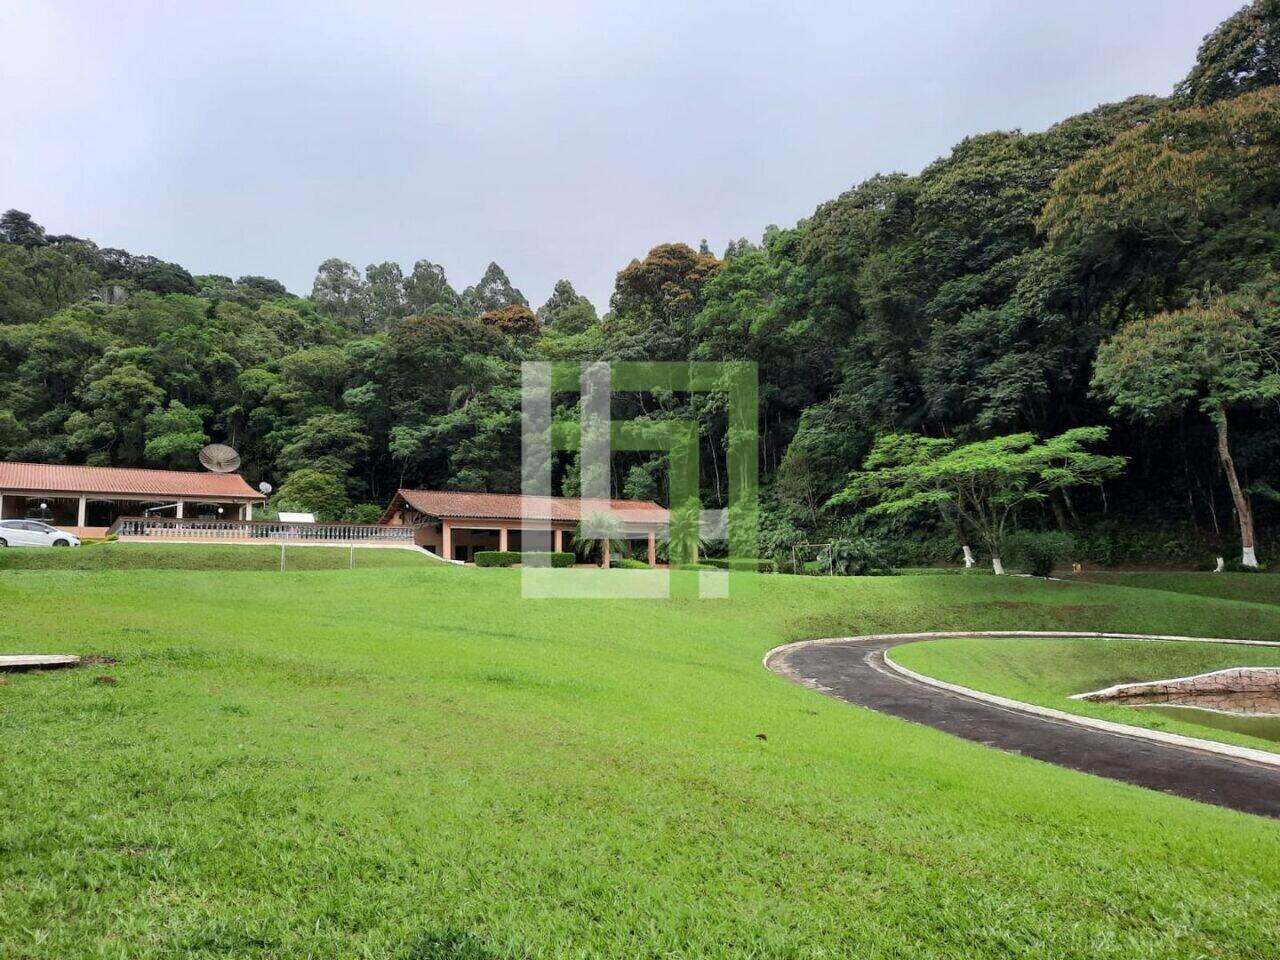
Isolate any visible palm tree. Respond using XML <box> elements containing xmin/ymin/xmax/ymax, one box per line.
<box><xmin>664</xmin><ymin>497</ymin><xmax>706</xmax><ymax>566</ymax></box>
<box><xmin>573</xmin><ymin>511</ymin><xmax>626</xmax><ymax>567</ymax></box>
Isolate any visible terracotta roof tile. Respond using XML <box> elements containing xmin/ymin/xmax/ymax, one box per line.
<box><xmin>0</xmin><ymin>461</ymin><xmax>265</xmax><ymax>499</ymax></box>
<box><xmin>391</xmin><ymin>489</ymin><xmax>667</xmax><ymax>523</ymax></box>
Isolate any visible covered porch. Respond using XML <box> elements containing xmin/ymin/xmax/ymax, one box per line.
<box><xmin>0</xmin><ymin>492</ymin><xmax>255</xmax><ymax>539</ymax></box>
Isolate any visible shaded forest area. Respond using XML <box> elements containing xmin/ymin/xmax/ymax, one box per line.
<box><xmin>3</xmin><ymin>1</ymin><xmax>1279</xmax><ymax>565</ymax></box>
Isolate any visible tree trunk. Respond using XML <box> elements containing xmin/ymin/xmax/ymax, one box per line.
<box><xmin>991</xmin><ymin>556</ymin><xmax>1005</xmax><ymax>575</ymax></box>
<box><xmin>1049</xmin><ymin>492</ymin><xmax>1071</xmax><ymax>532</ymax></box>
<box><xmin>961</xmin><ymin>545</ymin><xmax>976</xmax><ymax>568</ymax></box>
<box><xmin>1213</xmin><ymin>409</ymin><xmax>1258</xmax><ymax>568</ymax></box>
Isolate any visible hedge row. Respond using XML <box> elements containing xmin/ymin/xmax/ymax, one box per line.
<box><xmin>473</xmin><ymin>551</ymin><xmax>575</xmax><ymax>568</ymax></box>
<box><xmin>699</xmin><ymin>557</ymin><xmax>778</xmax><ymax>573</ymax></box>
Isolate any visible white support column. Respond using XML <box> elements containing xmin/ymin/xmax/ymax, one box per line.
<box><xmin>441</xmin><ymin>521</ymin><xmax>453</xmax><ymax>560</ymax></box>
<box><xmin>175</xmin><ymin>500</ymin><xmax>184</xmax><ymax>519</ymax></box>
<box><xmin>77</xmin><ymin>496</ymin><xmax>87</xmax><ymax>527</ymax></box>
<box><xmin>498</xmin><ymin>525</ymin><xmax>509</xmax><ymax>552</ymax></box>
<box><xmin>0</xmin><ymin>493</ymin><xmax>4</xmax><ymax>520</ymax></box>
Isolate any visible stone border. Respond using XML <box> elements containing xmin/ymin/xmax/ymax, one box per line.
<box><xmin>764</xmin><ymin>632</ymin><xmax>1280</xmax><ymax>770</ymax></box>
<box><xmin>1073</xmin><ymin>666</ymin><xmax>1280</xmax><ymax>712</ymax></box>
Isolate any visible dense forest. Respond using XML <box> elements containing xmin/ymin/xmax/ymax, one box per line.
<box><xmin>3</xmin><ymin>1</ymin><xmax>1279</xmax><ymax>567</ymax></box>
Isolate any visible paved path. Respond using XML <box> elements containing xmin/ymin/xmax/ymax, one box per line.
<box><xmin>766</xmin><ymin>633</ymin><xmax>1280</xmax><ymax>819</ymax></box>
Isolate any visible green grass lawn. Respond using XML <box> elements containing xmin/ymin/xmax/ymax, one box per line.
<box><xmin>3</xmin><ymin>552</ymin><xmax>1280</xmax><ymax>958</ymax></box>
<box><xmin>1069</xmin><ymin>571</ymin><xmax>1280</xmax><ymax>605</ymax></box>
<box><xmin>891</xmin><ymin>636</ymin><xmax>1280</xmax><ymax>754</ymax></box>
<box><xmin>0</xmin><ymin>542</ymin><xmax>435</xmax><ymax>571</ymax></box>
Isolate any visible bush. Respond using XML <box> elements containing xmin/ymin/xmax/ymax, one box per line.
<box><xmin>700</xmin><ymin>557</ymin><xmax>778</xmax><ymax>573</ymax></box>
<box><xmin>1004</xmin><ymin>531</ymin><xmax>1075</xmax><ymax>577</ymax></box>
<box><xmin>344</xmin><ymin>503</ymin><xmax>384</xmax><ymax>524</ymax></box>
<box><xmin>828</xmin><ymin>538</ymin><xmax>893</xmax><ymax>576</ymax></box>
<box><xmin>474</xmin><ymin>551</ymin><xmax>521</xmax><ymax>567</ymax></box>
<box><xmin>612</xmin><ymin>557</ymin><xmax>651</xmax><ymax>570</ymax></box>
<box><xmin>474</xmin><ymin>551</ymin><xmax>575</xmax><ymax>568</ymax></box>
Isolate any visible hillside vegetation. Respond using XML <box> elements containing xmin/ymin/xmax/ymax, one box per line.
<box><xmin>3</xmin><ymin>3</ymin><xmax>1279</xmax><ymax>570</ymax></box>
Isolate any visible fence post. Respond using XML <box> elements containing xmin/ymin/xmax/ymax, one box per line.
<box><xmin>280</xmin><ymin>543</ymin><xmax>285</xmax><ymax>573</ymax></box>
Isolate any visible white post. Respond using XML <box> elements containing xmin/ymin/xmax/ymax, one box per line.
<box><xmin>498</xmin><ymin>525</ymin><xmax>508</xmax><ymax>552</ymax></box>
<box><xmin>176</xmin><ymin>500</ymin><xmax>185</xmax><ymax>519</ymax></box>
<box><xmin>349</xmin><ymin>544</ymin><xmax>354</xmax><ymax>569</ymax></box>
<box><xmin>77</xmin><ymin>496</ymin><xmax>87</xmax><ymax>527</ymax></box>
<box><xmin>280</xmin><ymin>543</ymin><xmax>286</xmax><ymax>572</ymax></box>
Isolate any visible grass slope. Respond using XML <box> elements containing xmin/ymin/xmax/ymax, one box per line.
<box><xmin>1071</xmin><ymin>571</ymin><xmax>1280</xmax><ymax>606</ymax></box>
<box><xmin>0</xmin><ymin>542</ymin><xmax>434</xmax><ymax>571</ymax></box>
<box><xmin>892</xmin><ymin>636</ymin><xmax>1280</xmax><ymax>753</ymax></box>
<box><xmin>2</xmin><ymin>554</ymin><xmax>1279</xmax><ymax>958</ymax></box>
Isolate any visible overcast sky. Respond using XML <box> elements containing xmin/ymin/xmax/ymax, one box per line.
<box><xmin>1</xmin><ymin>0</ymin><xmax>1243</xmax><ymax>309</ymax></box>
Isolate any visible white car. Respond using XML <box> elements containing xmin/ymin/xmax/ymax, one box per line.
<box><xmin>0</xmin><ymin>520</ymin><xmax>81</xmax><ymax>547</ymax></box>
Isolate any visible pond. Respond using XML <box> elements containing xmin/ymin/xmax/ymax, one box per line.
<box><xmin>1137</xmin><ymin>704</ymin><xmax>1280</xmax><ymax>743</ymax></box>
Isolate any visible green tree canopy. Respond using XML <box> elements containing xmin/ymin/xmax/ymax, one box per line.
<box><xmin>829</xmin><ymin>428</ymin><xmax>1125</xmax><ymax>573</ymax></box>
<box><xmin>1092</xmin><ymin>292</ymin><xmax>1280</xmax><ymax>565</ymax></box>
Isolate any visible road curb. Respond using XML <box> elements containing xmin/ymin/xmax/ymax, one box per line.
<box><xmin>765</xmin><ymin>631</ymin><xmax>1280</xmax><ymax>770</ymax></box>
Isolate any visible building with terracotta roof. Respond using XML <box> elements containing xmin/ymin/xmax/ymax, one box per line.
<box><xmin>0</xmin><ymin>461</ymin><xmax>266</xmax><ymax>537</ymax></box>
<box><xmin>380</xmin><ymin>488</ymin><xmax>669</xmax><ymax>563</ymax></box>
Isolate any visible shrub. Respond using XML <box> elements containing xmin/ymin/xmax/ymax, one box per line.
<box><xmin>474</xmin><ymin>551</ymin><xmax>521</xmax><ymax>567</ymax></box>
<box><xmin>1004</xmin><ymin>531</ymin><xmax>1075</xmax><ymax>577</ymax></box>
<box><xmin>612</xmin><ymin>558</ymin><xmax>651</xmax><ymax>570</ymax></box>
<box><xmin>828</xmin><ymin>538</ymin><xmax>893</xmax><ymax>576</ymax></box>
<box><xmin>700</xmin><ymin>557</ymin><xmax>778</xmax><ymax>573</ymax></box>
<box><xmin>474</xmin><ymin>551</ymin><xmax>575</xmax><ymax>568</ymax></box>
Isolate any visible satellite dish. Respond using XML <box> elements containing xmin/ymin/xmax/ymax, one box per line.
<box><xmin>198</xmin><ymin>443</ymin><xmax>241</xmax><ymax>473</ymax></box>
<box><xmin>258</xmin><ymin>481</ymin><xmax>273</xmax><ymax>496</ymax></box>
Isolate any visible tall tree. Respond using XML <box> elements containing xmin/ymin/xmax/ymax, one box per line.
<box><xmin>1092</xmin><ymin>293</ymin><xmax>1280</xmax><ymax>566</ymax></box>
<box><xmin>364</xmin><ymin>261</ymin><xmax>408</xmax><ymax>328</ymax></box>
<box><xmin>829</xmin><ymin>428</ymin><xmax>1125</xmax><ymax>573</ymax></box>
<box><xmin>1178</xmin><ymin>0</ymin><xmax>1280</xmax><ymax>105</ymax></box>
<box><xmin>461</xmin><ymin>262</ymin><xmax>527</xmax><ymax>315</ymax></box>
<box><xmin>0</xmin><ymin>209</ymin><xmax>48</xmax><ymax>247</ymax></box>
<box><xmin>311</xmin><ymin>258</ymin><xmax>368</xmax><ymax>328</ymax></box>
<box><xmin>402</xmin><ymin>259</ymin><xmax>460</xmax><ymax>316</ymax></box>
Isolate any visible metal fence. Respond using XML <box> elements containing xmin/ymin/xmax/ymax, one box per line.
<box><xmin>109</xmin><ymin>516</ymin><xmax>415</xmax><ymax>544</ymax></box>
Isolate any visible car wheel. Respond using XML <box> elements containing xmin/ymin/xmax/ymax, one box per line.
<box><xmin>0</xmin><ymin>538</ymin><xmax>7</xmax><ymax>547</ymax></box>
<box><xmin>53</xmin><ymin>539</ymin><xmax>69</xmax><ymax>547</ymax></box>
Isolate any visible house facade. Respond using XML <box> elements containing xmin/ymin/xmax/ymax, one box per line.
<box><xmin>0</xmin><ymin>461</ymin><xmax>266</xmax><ymax>537</ymax></box>
<box><xmin>380</xmin><ymin>489</ymin><xmax>669</xmax><ymax>564</ymax></box>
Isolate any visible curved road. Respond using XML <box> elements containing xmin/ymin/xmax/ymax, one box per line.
<box><xmin>766</xmin><ymin>633</ymin><xmax>1280</xmax><ymax>819</ymax></box>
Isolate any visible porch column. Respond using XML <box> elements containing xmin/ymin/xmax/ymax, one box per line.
<box><xmin>498</xmin><ymin>524</ymin><xmax>508</xmax><ymax>552</ymax></box>
<box><xmin>245</xmin><ymin>503</ymin><xmax>254</xmax><ymax>521</ymax></box>
<box><xmin>554</xmin><ymin>528</ymin><xmax>564</xmax><ymax>552</ymax></box>
<box><xmin>175</xmin><ymin>500</ymin><xmax>185</xmax><ymax>519</ymax></box>
<box><xmin>77</xmin><ymin>496</ymin><xmax>87</xmax><ymax>527</ymax></box>
<box><xmin>647</xmin><ymin>530</ymin><xmax>657</xmax><ymax>566</ymax></box>
<box><xmin>441</xmin><ymin>520</ymin><xmax>453</xmax><ymax>560</ymax></box>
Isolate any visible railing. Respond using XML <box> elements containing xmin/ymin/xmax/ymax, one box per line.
<box><xmin>108</xmin><ymin>516</ymin><xmax>416</xmax><ymax>544</ymax></box>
